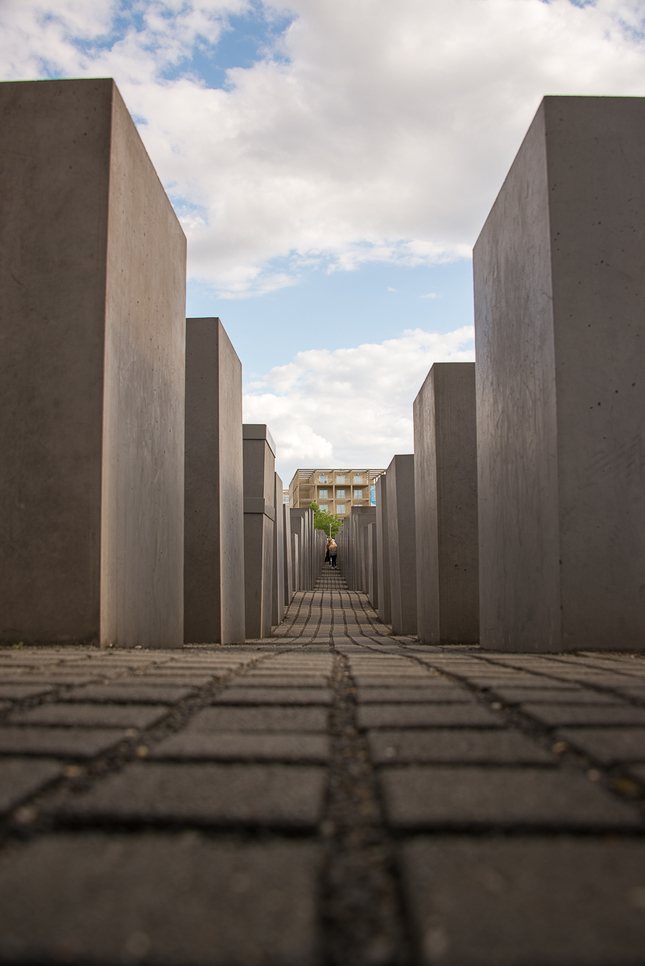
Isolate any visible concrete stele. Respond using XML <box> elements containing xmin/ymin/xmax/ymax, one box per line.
<box><xmin>184</xmin><ymin>318</ymin><xmax>245</xmax><ymax>645</ymax></box>
<box><xmin>272</xmin><ymin>473</ymin><xmax>286</xmax><ymax>627</ymax></box>
<box><xmin>386</xmin><ymin>455</ymin><xmax>417</xmax><ymax>636</ymax></box>
<box><xmin>0</xmin><ymin>78</ymin><xmax>186</xmax><ymax>647</ymax></box>
<box><xmin>474</xmin><ymin>96</ymin><xmax>645</xmax><ymax>651</ymax></box>
<box><xmin>243</xmin><ymin>425</ymin><xmax>276</xmax><ymax>640</ymax></box>
<box><xmin>376</xmin><ymin>475</ymin><xmax>391</xmax><ymax>624</ymax></box>
<box><xmin>413</xmin><ymin>362</ymin><xmax>479</xmax><ymax>645</ymax></box>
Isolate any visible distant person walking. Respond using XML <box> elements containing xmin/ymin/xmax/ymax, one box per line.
<box><xmin>328</xmin><ymin>537</ymin><xmax>338</xmax><ymax>569</ymax></box>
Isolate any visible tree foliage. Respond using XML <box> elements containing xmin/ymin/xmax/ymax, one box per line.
<box><xmin>308</xmin><ymin>501</ymin><xmax>342</xmax><ymax>538</ymax></box>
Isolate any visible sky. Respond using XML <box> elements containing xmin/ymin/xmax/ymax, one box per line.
<box><xmin>1</xmin><ymin>0</ymin><xmax>645</xmax><ymax>483</ymax></box>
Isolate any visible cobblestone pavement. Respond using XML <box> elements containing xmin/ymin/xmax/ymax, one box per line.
<box><xmin>1</xmin><ymin>569</ymin><xmax>645</xmax><ymax>965</ymax></box>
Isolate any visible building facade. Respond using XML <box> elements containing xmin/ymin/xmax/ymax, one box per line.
<box><xmin>288</xmin><ymin>468</ymin><xmax>385</xmax><ymax>521</ymax></box>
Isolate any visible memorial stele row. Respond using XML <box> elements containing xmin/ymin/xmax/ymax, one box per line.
<box><xmin>0</xmin><ymin>79</ymin><xmax>642</xmax><ymax>652</ymax></box>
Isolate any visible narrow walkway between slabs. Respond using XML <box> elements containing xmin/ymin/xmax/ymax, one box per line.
<box><xmin>0</xmin><ymin>568</ymin><xmax>644</xmax><ymax>965</ymax></box>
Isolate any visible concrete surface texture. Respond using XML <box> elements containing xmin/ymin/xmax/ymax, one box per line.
<box><xmin>386</xmin><ymin>455</ymin><xmax>417</xmax><ymax>636</ymax></box>
<box><xmin>1</xmin><ymin>574</ymin><xmax>645</xmax><ymax>966</ymax></box>
<box><xmin>475</xmin><ymin>96</ymin><xmax>645</xmax><ymax>652</ymax></box>
<box><xmin>414</xmin><ymin>363</ymin><xmax>479</xmax><ymax>645</ymax></box>
<box><xmin>272</xmin><ymin>473</ymin><xmax>286</xmax><ymax>627</ymax></box>
<box><xmin>243</xmin><ymin>426</ymin><xmax>276</xmax><ymax>640</ymax></box>
<box><xmin>184</xmin><ymin>319</ymin><xmax>245</xmax><ymax>645</ymax></box>
<box><xmin>0</xmin><ymin>78</ymin><xmax>186</xmax><ymax>648</ymax></box>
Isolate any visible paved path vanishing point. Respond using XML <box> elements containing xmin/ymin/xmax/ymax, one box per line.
<box><xmin>1</xmin><ymin>568</ymin><xmax>645</xmax><ymax>965</ymax></box>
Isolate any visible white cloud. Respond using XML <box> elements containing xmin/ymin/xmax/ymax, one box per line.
<box><xmin>1</xmin><ymin>0</ymin><xmax>645</xmax><ymax>296</ymax></box>
<box><xmin>243</xmin><ymin>325</ymin><xmax>475</xmax><ymax>482</ymax></box>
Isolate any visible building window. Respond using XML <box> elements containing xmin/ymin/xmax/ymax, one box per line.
<box><xmin>336</xmin><ymin>475</ymin><xmax>345</xmax><ymax>484</ymax></box>
<box><xmin>319</xmin><ymin>474</ymin><xmax>328</xmax><ymax>483</ymax></box>
<box><xmin>336</xmin><ymin>489</ymin><xmax>345</xmax><ymax>498</ymax></box>
<box><xmin>319</xmin><ymin>489</ymin><xmax>328</xmax><ymax>499</ymax></box>
<box><xmin>354</xmin><ymin>489</ymin><xmax>363</xmax><ymax>498</ymax></box>
<box><xmin>337</xmin><ymin>504</ymin><xmax>345</xmax><ymax>514</ymax></box>
<box><xmin>353</xmin><ymin>475</ymin><xmax>362</xmax><ymax>483</ymax></box>
<box><xmin>320</xmin><ymin>504</ymin><xmax>328</xmax><ymax>512</ymax></box>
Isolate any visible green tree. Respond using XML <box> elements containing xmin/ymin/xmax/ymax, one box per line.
<box><xmin>308</xmin><ymin>501</ymin><xmax>342</xmax><ymax>538</ymax></box>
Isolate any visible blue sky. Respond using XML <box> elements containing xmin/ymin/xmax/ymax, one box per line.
<box><xmin>1</xmin><ymin>0</ymin><xmax>644</xmax><ymax>479</ymax></box>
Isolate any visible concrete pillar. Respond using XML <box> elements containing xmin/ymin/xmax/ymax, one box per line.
<box><xmin>475</xmin><ymin>95</ymin><xmax>645</xmax><ymax>652</ymax></box>
<box><xmin>184</xmin><ymin>319</ymin><xmax>244</xmax><ymax>645</ymax></box>
<box><xmin>376</xmin><ymin>475</ymin><xmax>391</xmax><ymax>624</ymax></box>
<box><xmin>413</xmin><ymin>363</ymin><xmax>478</xmax><ymax>645</ymax></box>
<box><xmin>0</xmin><ymin>79</ymin><xmax>186</xmax><ymax>647</ymax></box>
<box><xmin>348</xmin><ymin>507</ymin><xmax>376</xmax><ymax>591</ymax></box>
<box><xmin>272</xmin><ymin>473</ymin><xmax>285</xmax><ymax>627</ymax></box>
<box><xmin>386</xmin><ymin>455</ymin><xmax>417</xmax><ymax>636</ymax></box>
<box><xmin>291</xmin><ymin>509</ymin><xmax>315</xmax><ymax>590</ymax></box>
<box><xmin>291</xmin><ymin>532</ymin><xmax>300</xmax><ymax>593</ymax></box>
<box><xmin>243</xmin><ymin>425</ymin><xmax>275</xmax><ymax>639</ymax></box>
<box><xmin>367</xmin><ymin>523</ymin><xmax>378</xmax><ymax>609</ymax></box>
<box><xmin>283</xmin><ymin>502</ymin><xmax>293</xmax><ymax>606</ymax></box>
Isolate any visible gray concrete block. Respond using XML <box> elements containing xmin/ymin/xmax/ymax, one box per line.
<box><xmin>150</xmin><ymin>732</ymin><xmax>330</xmax><ymax>762</ymax></box>
<box><xmin>0</xmin><ymin>684</ymin><xmax>53</xmax><ymax>700</ymax></box>
<box><xmin>380</xmin><ymin>765</ymin><xmax>640</xmax><ymax>828</ymax></box>
<box><xmin>184</xmin><ymin>319</ymin><xmax>245</xmax><ymax>645</ymax></box>
<box><xmin>187</xmin><ymin>706</ymin><xmax>329</xmax><ymax>733</ymax></box>
<box><xmin>357</xmin><ymin>687</ymin><xmax>475</xmax><ymax>704</ymax></box>
<box><xmin>9</xmin><ymin>703</ymin><xmax>169</xmax><ymax>729</ymax></box>
<box><xmin>243</xmin><ymin>426</ymin><xmax>276</xmax><ymax>639</ymax></box>
<box><xmin>58</xmin><ymin>762</ymin><xmax>326</xmax><ymax>827</ymax></box>
<box><xmin>61</xmin><ymin>685</ymin><xmax>195</xmax><ymax>704</ymax></box>
<box><xmin>0</xmin><ymin>758</ymin><xmax>64</xmax><ymax>815</ymax></box>
<box><xmin>522</xmin><ymin>704</ymin><xmax>645</xmax><ymax>728</ymax></box>
<box><xmin>475</xmin><ymin>96</ymin><xmax>645</xmax><ymax>651</ymax></box>
<box><xmin>0</xmin><ymin>78</ymin><xmax>186</xmax><ymax>647</ymax></box>
<box><xmin>375</xmin><ymin>474</ymin><xmax>391</xmax><ymax>624</ymax></box>
<box><xmin>0</xmin><ymin>835</ymin><xmax>320</xmax><ymax>966</ymax></box>
<box><xmin>0</xmin><ymin>727</ymin><xmax>128</xmax><ymax>758</ymax></box>
<box><xmin>492</xmin><ymin>688</ymin><xmax>620</xmax><ymax>705</ymax></box>
<box><xmin>386</xmin><ymin>455</ymin><xmax>417</xmax><ymax>635</ymax></box>
<box><xmin>213</xmin><ymin>688</ymin><xmax>333</xmax><ymax>706</ymax></box>
<box><xmin>283</xmin><ymin>501</ymin><xmax>294</xmax><ymax>605</ymax></box>
<box><xmin>272</xmin><ymin>473</ymin><xmax>285</xmax><ymax>627</ymax></box>
<box><xmin>368</xmin><ymin>728</ymin><xmax>554</xmax><ymax>765</ymax></box>
<box><xmin>414</xmin><ymin>363</ymin><xmax>478</xmax><ymax>644</ymax></box>
<box><xmin>358</xmin><ymin>704</ymin><xmax>503</xmax><ymax>729</ymax></box>
<box><xmin>401</xmin><ymin>838</ymin><xmax>645</xmax><ymax>965</ymax></box>
<box><xmin>558</xmin><ymin>727</ymin><xmax>645</xmax><ymax>764</ymax></box>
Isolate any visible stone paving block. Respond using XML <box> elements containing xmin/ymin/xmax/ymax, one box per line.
<box><xmin>228</xmin><ymin>675</ymin><xmax>329</xmax><ymax>687</ymax></box>
<box><xmin>214</xmin><ymin>688</ymin><xmax>333</xmax><ymax>706</ymax></box>
<box><xmin>9</xmin><ymin>703</ymin><xmax>169</xmax><ymax>729</ymax></box>
<box><xmin>356</xmin><ymin>687</ymin><xmax>473</xmax><ymax>704</ymax></box>
<box><xmin>615</xmin><ymin>686</ymin><xmax>645</xmax><ymax>701</ymax></box>
<box><xmin>358</xmin><ymin>704</ymin><xmax>504</xmax><ymax>729</ymax></box>
<box><xmin>380</xmin><ymin>765</ymin><xmax>640</xmax><ymax>828</ymax></box>
<box><xmin>0</xmin><ymin>684</ymin><xmax>54</xmax><ymax>700</ymax></box>
<box><xmin>0</xmin><ymin>675</ymin><xmax>102</xmax><ymax>685</ymax></box>
<box><xmin>352</xmin><ymin>676</ymin><xmax>455</xmax><ymax>688</ymax></box>
<box><xmin>368</xmin><ymin>729</ymin><xmax>554</xmax><ymax>765</ymax></box>
<box><xmin>0</xmin><ymin>834</ymin><xmax>320</xmax><ymax>966</ymax></box>
<box><xmin>151</xmin><ymin>732</ymin><xmax>330</xmax><ymax>763</ymax></box>
<box><xmin>0</xmin><ymin>758</ymin><xmax>64</xmax><ymax>814</ymax></box>
<box><xmin>492</xmin><ymin>688</ymin><xmax>617</xmax><ymax>704</ymax></box>
<box><xmin>401</xmin><ymin>837</ymin><xmax>645</xmax><ymax>966</ymax></box>
<box><xmin>123</xmin><ymin>674</ymin><xmax>217</xmax><ymax>686</ymax></box>
<box><xmin>188</xmin><ymin>706</ymin><xmax>329</xmax><ymax>733</ymax></box>
<box><xmin>0</xmin><ymin>727</ymin><xmax>128</xmax><ymax>758</ymax></box>
<box><xmin>558</xmin><ymin>728</ymin><xmax>645</xmax><ymax>764</ymax></box>
<box><xmin>522</xmin><ymin>704</ymin><xmax>645</xmax><ymax>727</ymax></box>
<box><xmin>57</xmin><ymin>763</ymin><xmax>326</xmax><ymax>827</ymax></box>
<box><xmin>61</xmin><ymin>685</ymin><xmax>194</xmax><ymax>704</ymax></box>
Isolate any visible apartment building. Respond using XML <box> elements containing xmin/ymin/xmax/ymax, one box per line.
<box><xmin>288</xmin><ymin>468</ymin><xmax>385</xmax><ymax>521</ymax></box>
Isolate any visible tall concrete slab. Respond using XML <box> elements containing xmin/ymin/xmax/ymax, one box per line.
<box><xmin>0</xmin><ymin>78</ymin><xmax>186</xmax><ymax>647</ymax></box>
<box><xmin>375</xmin><ymin>475</ymin><xmax>391</xmax><ymax>624</ymax></box>
<box><xmin>291</xmin><ymin>509</ymin><xmax>315</xmax><ymax>590</ymax></box>
<box><xmin>475</xmin><ymin>96</ymin><xmax>645</xmax><ymax>652</ymax></box>
<box><xmin>346</xmin><ymin>507</ymin><xmax>376</xmax><ymax>591</ymax></box>
<box><xmin>414</xmin><ymin>363</ymin><xmax>479</xmax><ymax>645</ymax></box>
<box><xmin>243</xmin><ymin>425</ymin><xmax>276</xmax><ymax>639</ymax></box>
<box><xmin>184</xmin><ymin>319</ymin><xmax>244</xmax><ymax>645</ymax></box>
<box><xmin>386</xmin><ymin>455</ymin><xmax>417</xmax><ymax>636</ymax></box>
<box><xmin>367</xmin><ymin>523</ymin><xmax>378</xmax><ymax>609</ymax></box>
<box><xmin>283</xmin><ymin>502</ymin><xmax>294</xmax><ymax>606</ymax></box>
<box><xmin>272</xmin><ymin>473</ymin><xmax>285</xmax><ymax>627</ymax></box>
